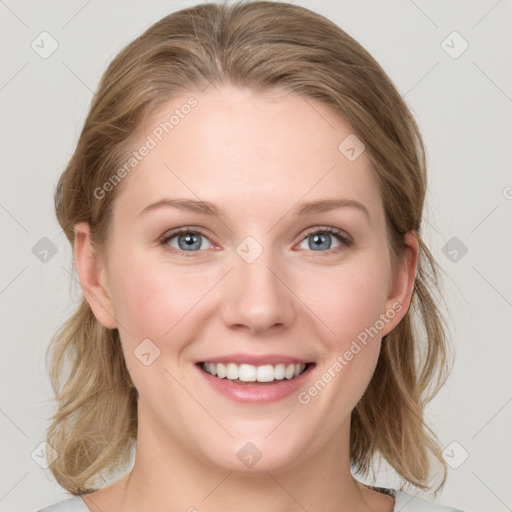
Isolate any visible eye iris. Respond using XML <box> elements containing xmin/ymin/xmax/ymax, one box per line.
<box><xmin>310</xmin><ymin>233</ymin><xmax>331</xmax><ymax>251</ymax></box>
<box><xmin>178</xmin><ymin>233</ymin><xmax>201</xmax><ymax>250</ymax></box>
<box><xmin>171</xmin><ymin>231</ymin><xmax>339</xmax><ymax>252</ymax></box>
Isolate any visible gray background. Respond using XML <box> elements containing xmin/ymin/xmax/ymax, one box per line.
<box><xmin>1</xmin><ymin>1</ymin><xmax>511</xmax><ymax>511</ymax></box>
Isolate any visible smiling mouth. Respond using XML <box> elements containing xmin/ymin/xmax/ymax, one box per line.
<box><xmin>199</xmin><ymin>362</ymin><xmax>313</xmax><ymax>384</ymax></box>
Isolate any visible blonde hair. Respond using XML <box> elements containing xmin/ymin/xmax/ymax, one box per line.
<box><xmin>47</xmin><ymin>0</ymin><xmax>451</xmax><ymax>495</ymax></box>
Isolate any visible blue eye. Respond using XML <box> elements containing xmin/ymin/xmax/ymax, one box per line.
<box><xmin>162</xmin><ymin>230</ymin><xmax>211</xmax><ymax>252</ymax></box>
<box><xmin>160</xmin><ymin>226</ymin><xmax>352</xmax><ymax>257</ymax></box>
<box><xmin>298</xmin><ymin>228</ymin><xmax>352</xmax><ymax>252</ymax></box>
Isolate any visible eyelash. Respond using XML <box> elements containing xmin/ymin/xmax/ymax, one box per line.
<box><xmin>300</xmin><ymin>227</ymin><xmax>353</xmax><ymax>254</ymax></box>
<box><xmin>159</xmin><ymin>226</ymin><xmax>353</xmax><ymax>258</ymax></box>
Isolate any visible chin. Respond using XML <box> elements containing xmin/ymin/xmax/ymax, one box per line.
<box><xmin>192</xmin><ymin>428</ymin><xmax>316</xmax><ymax>475</ymax></box>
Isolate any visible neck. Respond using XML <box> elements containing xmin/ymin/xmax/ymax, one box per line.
<box><xmin>83</xmin><ymin>408</ymin><xmax>391</xmax><ymax>512</ymax></box>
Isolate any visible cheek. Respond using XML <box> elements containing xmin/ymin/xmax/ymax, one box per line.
<box><xmin>108</xmin><ymin>252</ymin><xmax>216</xmax><ymax>352</ymax></box>
<box><xmin>296</xmin><ymin>259</ymin><xmax>389</xmax><ymax>408</ymax></box>
<box><xmin>302</xmin><ymin>260</ymin><xmax>390</xmax><ymax>346</ymax></box>
<box><xmin>108</xmin><ymin>256</ymin><xmax>217</xmax><ymax>395</ymax></box>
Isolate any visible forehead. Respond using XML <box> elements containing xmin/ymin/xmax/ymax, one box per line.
<box><xmin>113</xmin><ymin>85</ymin><xmax>382</xmax><ymax>221</ymax></box>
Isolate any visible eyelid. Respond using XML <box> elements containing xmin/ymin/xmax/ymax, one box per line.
<box><xmin>159</xmin><ymin>227</ymin><xmax>216</xmax><ymax>258</ymax></box>
<box><xmin>159</xmin><ymin>226</ymin><xmax>209</xmax><ymax>244</ymax></box>
<box><xmin>159</xmin><ymin>225</ymin><xmax>353</xmax><ymax>255</ymax></box>
<box><xmin>300</xmin><ymin>225</ymin><xmax>353</xmax><ymax>245</ymax></box>
<box><xmin>295</xmin><ymin>226</ymin><xmax>353</xmax><ymax>256</ymax></box>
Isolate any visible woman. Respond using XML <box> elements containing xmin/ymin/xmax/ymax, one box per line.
<box><xmin>37</xmin><ymin>2</ymin><xmax>465</xmax><ymax>511</ymax></box>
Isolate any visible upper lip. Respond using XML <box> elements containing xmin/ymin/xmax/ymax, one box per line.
<box><xmin>198</xmin><ymin>353</ymin><xmax>313</xmax><ymax>366</ymax></box>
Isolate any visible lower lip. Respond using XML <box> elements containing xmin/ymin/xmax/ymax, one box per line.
<box><xmin>196</xmin><ymin>364</ymin><xmax>314</xmax><ymax>404</ymax></box>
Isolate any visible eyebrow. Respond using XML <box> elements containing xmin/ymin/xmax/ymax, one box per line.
<box><xmin>138</xmin><ymin>198</ymin><xmax>370</xmax><ymax>221</ymax></box>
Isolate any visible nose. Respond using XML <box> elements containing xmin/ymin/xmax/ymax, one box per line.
<box><xmin>219</xmin><ymin>248</ymin><xmax>297</xmax><ymax>335</ymax></box>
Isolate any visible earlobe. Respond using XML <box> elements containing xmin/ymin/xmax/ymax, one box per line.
<box><xmin>381</xmin><ymin>231</ymin><xmax>419</xmax><ymax>337</ymax></box>
<box><xmin>73</xmin><ymin>222</ymin><xmax>118</xmax><ymax>329</ymax></box>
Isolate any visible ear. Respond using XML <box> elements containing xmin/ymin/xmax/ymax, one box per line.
<box><xmin>74</xmin><ymin>222</ymin><xmax>118</xmax><ymax>329</ymax></box>
<box><xmin>380</xmin><ymin>231</ymin><xmax>419</xmax><ymax>337</ymax></box>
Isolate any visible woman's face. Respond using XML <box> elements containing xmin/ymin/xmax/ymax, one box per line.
<box><xmin>78</xmin><ymin>85</ymin><xmax>417</xmax><ymax>473</ymax></box>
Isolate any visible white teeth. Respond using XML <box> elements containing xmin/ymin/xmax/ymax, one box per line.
<box><xmin>284</xmin><ymin>363</ymin><xmax>295</xmax><ymax>379</ymax></box>
<box><xmin>274</xmin><ymin>363</ymin><xmax>285</xmax><ymax>380</ymax></box>
<box><xmin>256</xmin><ymin>364</ymin><xmax>274</xmax><ymax>383</ymax></box>
<box><xmin>226</xmin><ymin>363</ymin><xmax>238</xmax><ymax>380</ymax></box>
<box><xmin>216</xmin><ymin>363</ymin><xmax>227</xmax><ymax>378</ymax></box>
<box><xmin>239</xmin><ymin>364</ymin><xmax>257</xmax><ymax>382</ymax></box>
<box><xmin>201</xmin><ymin>362</ymin><xmax>307</xmax><ymax>382</ymax></box>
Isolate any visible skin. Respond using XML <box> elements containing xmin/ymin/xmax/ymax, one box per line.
<box><xmin>74</xmin><ymin>85</ymin><xmax>418</xmax><ymax>512</ymax></box>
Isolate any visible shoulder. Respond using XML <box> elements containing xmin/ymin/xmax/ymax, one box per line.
<box><xmin>393</xmin><ymin>490</ymin><xmax>467</xmax><ymax>512</ymax></box>
<box><xmin>35</xmin><ymin>496</ymin><xmax>89</xmax><ymax>512</ymax></box>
